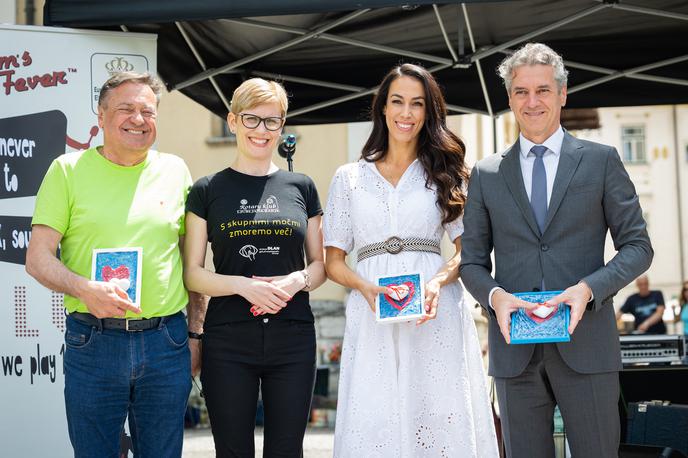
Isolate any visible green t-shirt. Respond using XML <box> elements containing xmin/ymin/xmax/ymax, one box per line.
<box><xmin>32</xmin><ymin>147</ymin><xmax>191</xmax><ymax>317</ymax></box>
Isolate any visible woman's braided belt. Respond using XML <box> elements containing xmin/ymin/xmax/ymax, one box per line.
<box><xmin>356</xmin><ymin>236</ymin><xmax>441</xmax><ymax>262</ymax></box>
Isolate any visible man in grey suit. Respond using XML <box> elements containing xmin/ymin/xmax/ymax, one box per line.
<box><xmin>460</xmin><ymin>42</ymin><xmax>653</xmax><ymax>457</ymax></box>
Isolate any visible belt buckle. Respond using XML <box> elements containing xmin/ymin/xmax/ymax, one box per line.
<box><xmin>384</xmin><ymin>236</ymin><xmax>404</xmax><ymax>254</ymax></box>
<box><xmin>125</xmin><ymin>318</ymin><xmax>143</xmax><ymax>332</ymax></box>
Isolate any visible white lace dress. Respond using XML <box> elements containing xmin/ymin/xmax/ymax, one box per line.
<box><xmin>323</xmin><ymin>160</ymin><xmax>498</xmax><ymax>458</ymax></box>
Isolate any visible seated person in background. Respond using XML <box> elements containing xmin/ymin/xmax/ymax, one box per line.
<box><xmin>616</xmin><ymin>274</ymin><xmax>666</xmax><ymax>334</ymax></box>
<box><xmin>675</xmin><ymin>280</ymin><xmax>688</xmax><ymax>337</ymax></box>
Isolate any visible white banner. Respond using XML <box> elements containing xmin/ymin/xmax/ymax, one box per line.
<box><xmin>0</xmin><ymin>24</ymin><xmax>156</xmax><ymax>456</ymax></box>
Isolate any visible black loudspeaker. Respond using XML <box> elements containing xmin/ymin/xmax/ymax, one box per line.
<box><xmin>619</xmin><ymin>444</ymin><xmax>687</xmax><ymax>458</ymax></box>
<box><xmin>313</xmin><ymin>367</ymin><xmax>329</xmax><ymax>397</ymax></box>
<box><xmin>626</xmin><ymin>402</ymin><xmax>688</xmax><ymax>456</ymax></box>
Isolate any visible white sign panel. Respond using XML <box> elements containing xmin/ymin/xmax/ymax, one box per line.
<box><xmin>0</xmin><ymin>24</ymin><xmax>156</xmax><ymax>457</ymax></box>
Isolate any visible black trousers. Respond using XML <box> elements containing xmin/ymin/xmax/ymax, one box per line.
<box><xmin>201</xmin><ymin>318</ymin><xmax>316</xmax><ymax>458</ymax></box>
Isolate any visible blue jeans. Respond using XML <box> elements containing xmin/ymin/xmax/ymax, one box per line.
<box><xmin>64</xmin><ymin>312</ymin><xmax>191</xmax><ymax>458</ymax></box>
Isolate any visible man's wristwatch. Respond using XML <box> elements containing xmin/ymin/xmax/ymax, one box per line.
<box><xmin>301</xmin><ymin>269</ymin><xmax>311</xmax><ymax>291</ymax></box>
<box><xmin>188</xmin><ymin>331</ymin><xmax>203</xmax><ymax>340</ymax></box>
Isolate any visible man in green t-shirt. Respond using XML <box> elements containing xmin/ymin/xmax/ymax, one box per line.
<box><xmin>26</xmin><ymin>72</ymin><xmax>204</xmax><ymax>458</ymax></box>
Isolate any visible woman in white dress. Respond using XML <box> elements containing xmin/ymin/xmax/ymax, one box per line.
<box><xmin>323</xmin><ymin>63</ymin><xmax>498</xmax><ymax>458</ymax></box>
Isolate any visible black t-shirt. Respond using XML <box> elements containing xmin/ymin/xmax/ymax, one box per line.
<box><xmin>621</xmin><ymin>290</ymin><xmax>666</xmax><ymax>334</ymax></box>
<box><xmin>186</xmin><ymin>167</ymin><xmax>322</xmax><ymax>327</ymax></box>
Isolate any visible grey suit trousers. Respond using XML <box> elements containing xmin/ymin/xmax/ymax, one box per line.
<box><xmin>494</xmin><ymin>344</ymin><xmax>619</xmax><ymax>458</ymax></box>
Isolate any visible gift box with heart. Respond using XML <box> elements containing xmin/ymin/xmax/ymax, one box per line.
<box><xmin>510</xmin><ymin>290</ymin><xmax>570</xmax><ymax>344</ymax></box>
<box><xmin>375</xmin><ymin>273</ymin><xmax>425</xmax><ymax>323</ymax></box>
<box><xmin>91</xmin><ymin>247</ymin><xmax>142</xmax><ymax>307</ymax></box>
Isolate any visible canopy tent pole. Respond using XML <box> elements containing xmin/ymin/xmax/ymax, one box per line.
<box><xmin>446</xmin><ymin>104</ymin><xmax>490</xmax><ymax>116</ymax></box>
<box><xmin>611</xmin><ymin>3</ymin><xmax>688</xmax><ymax>21</ymax></box>
<box><xmin>672</xmin><ymin>105</ymin><xmax>686</xmax><ymax>285</ymax></box>
<box><xmin>462</xmin><ymin>2</ymin><xmax>493</xmax><ymax>118</ymax></box>
<box><xmin>457</xmin><ymin>3</ymin><xmax>465</xmax><ymax>57</ymax></box>
<box><xmin>621</xmin><ymin>73</ymin><xmax>688</xmax><ymax>87</ymax></box>
<box><xmin>497</xmin><ymin>48</ymin><xmax>688</xmax><ymax>88</ymax></box>
<box><xmin>568</xmin><ymin>54</ymin><xmax>688</xmax><ymax>94</ymax></box>
<box><xmin>175</xmin><ymin>22</ymin><xmax>231</xmax><ymax>112</ymax></box>
<box><xmin>471</xmin><ymin>3</ymin><xmax>609</xmax><ymax>63</ymax></box>
<box><xmin>166</xmin><ymin>67</ymin><xmax>369</xmax><ymax>93</ymax></box>
<box><xmin>563</xmin><ymin>60</ymin><xmax>688</xmax><ymax>87</ymax></box>
<box><xmin>287</xmin><ymin>63</ymin><xmax>491</xmax><ymax>119</ymax></box>
<box><xmin>226</xmin><ymin>18</ymin><xmax>453</xmax><ymax>66</ymax></box>
<box><xmin>462</xmin><ymin>1</ymin><xmax>497</xmax><ymax>154</ymax></box>
<box><xmin>287</xmin><ymin>88</ymin><xmax>378</xmax><ymax>119</ymax></box>
<box><xmin>172</xmin><ymin>9</ymin><xmax>370</xmax><ymax>91</ymax></box>
<box><xmin>433</xmin><ymin>4</ymin><xmax>459</xmax><ymax>62</ymax></box>
<box><xmin>251</xmin><ymin>71</ymin><xmax>365</xmax><ymax>93</ymax></box>
<box><xmin>613</xmin><ymin>73</ymin><xmax>688</xmax><ymax>87</ymax></box>
<box><xmin>493</xmin><ymin>51</ymin><xmax>688</xmax><ymax>118</ymax></box>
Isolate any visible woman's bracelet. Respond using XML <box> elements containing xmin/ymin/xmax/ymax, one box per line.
<box><xmin>301</xmin><ymin>269</ymin><xmax>311</xmax><ymax>291</ymax></box>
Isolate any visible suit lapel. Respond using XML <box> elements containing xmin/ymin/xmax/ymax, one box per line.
<box><xmin>499</xmin><ymin>142</ymin><xmax>541</xmax><ymax>237</ymax></box>
<box><xmin>542</xmin><ymin>132</ymin><xmax>584</xmax><ymax>233</ymax></box>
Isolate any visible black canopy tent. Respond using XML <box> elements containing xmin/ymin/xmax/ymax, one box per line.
<box><xmin>44</xmin><ymin>0</ymin><xmax>688</xmax><ymax>125</ymax></box>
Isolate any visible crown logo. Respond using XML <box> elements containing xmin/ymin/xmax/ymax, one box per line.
<box><xmin>105</xmin><ymin>57</ymin><xmax>134</xmax><ymax>74</ymax></box>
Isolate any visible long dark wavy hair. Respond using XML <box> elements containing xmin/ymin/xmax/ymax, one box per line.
<box><xmin>361</xmin><ymin>63</ymin><xmax>468</xmax><ymax>225</ymax></box>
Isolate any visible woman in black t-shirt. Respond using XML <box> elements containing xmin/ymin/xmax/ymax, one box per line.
<box><xmin>183</xmin><ymin>78</ymin><xmax>326</xmax><ymax>458</ymax></box>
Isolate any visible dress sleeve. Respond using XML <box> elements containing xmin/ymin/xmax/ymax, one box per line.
<box><xmin>323</xmin><ymin>166</ymin><xmax>354</xmax><ymax>253</ymax></box>
<box><xmin>443</xmin><ymin>215</ymin><xmax>464</xmax><ymax>242</ymax></box>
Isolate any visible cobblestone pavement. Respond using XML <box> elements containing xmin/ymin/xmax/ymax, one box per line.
<box><xmin>183</xmin><ymin>427</ymin><xmax>334</xmax><ymax>457</ymax></box>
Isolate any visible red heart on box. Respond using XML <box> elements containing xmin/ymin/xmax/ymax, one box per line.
<box><xmin>102</xmin><ymin>265</ymin><xmax>130</xmax><ymax>282</ymax></box>
<box><xmin>526</xmin><ymin>303</ymin><xmax>556</xmax><ymax>324</ymax></box>
<box><xmin>384</xmin><ymin>282</ymin><xmax>415</xmax><ymax>311</ymax></box>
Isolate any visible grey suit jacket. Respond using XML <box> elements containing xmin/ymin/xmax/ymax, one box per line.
<box><xmin>460</xmin><ymin>132</ymin><xmax>653</xmax><ymax>378</ymax></box>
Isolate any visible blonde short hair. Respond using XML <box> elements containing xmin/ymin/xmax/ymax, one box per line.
<box><xmin>229</xmin><ymin>78</ymin><xmax>288</xmax><ymax>116</ymax></box>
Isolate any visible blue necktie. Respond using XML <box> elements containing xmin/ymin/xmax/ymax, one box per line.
<box><xmin>530</xmin><ymin>145</ymin><xmax>548</xmax><ymax>234</ymax></box>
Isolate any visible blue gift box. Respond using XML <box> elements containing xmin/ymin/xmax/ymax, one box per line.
<box><xmin>375</xmin><ymin>272</ymin><xmax>425</xmax><ymax>323</ymax></box>
<box><xmin>510</xmin><ymin>290</ymin><xmax>570</xmax><ymax>344</ymax></box>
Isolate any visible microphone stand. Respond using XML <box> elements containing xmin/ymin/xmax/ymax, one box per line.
<box><xmin>278</xmin><ymin>134</ymin><xmax>297</xmax><ymax>172</ymax></box>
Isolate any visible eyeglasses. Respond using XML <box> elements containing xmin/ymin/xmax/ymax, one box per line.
<box><xmin>239</xmin><ymin>113</ymin><xmax>285</xmax><ymax>131</ymax></box>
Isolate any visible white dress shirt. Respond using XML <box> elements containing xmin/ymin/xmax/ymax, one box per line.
<box><xmin>488</xmin><ymin>126</ymin><xmax>564</xmax><ymax>308</ymax></box>
<box><xmin>519</xmin><ymin>126</ymin><xmax>564</xmax><ymax>206</ymax></box>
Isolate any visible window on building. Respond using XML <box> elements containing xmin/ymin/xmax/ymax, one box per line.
<box><xmin>220</xmin><ymin>120</ymin><xmax>234</xmax><ymax>139</ymax></box>
<box><xmin>207</xmin><ymin>115</ymin><xmax>236</xmax><ymax>144</ymax></box>
<box><xmin>621</xmin><ymin>125</ymin><xmax>646</xmax><ymax>163</ymax></box>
